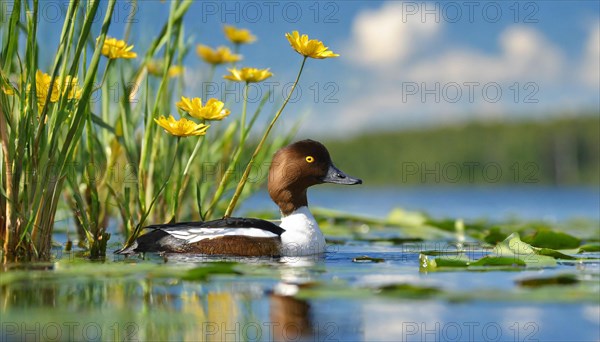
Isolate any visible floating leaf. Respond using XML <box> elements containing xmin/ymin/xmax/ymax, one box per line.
<box><xmin>536</xmin><ymin>248</ymin><xmax>577</xmax><ymax>260</ymax></box>
<box><xmin>522</xmin><ymin>230</ymin><xmax>581</xmax><ymax>249</ymax></box>
<box><xmin>352</xmin><ymin>255</ymin><xmax>385</xmax><ymax>263</ymax></box>
<box><xmin>377</xmin><ymin>283</ymin><xmax>442</xmax><ymax>298</ymax></box>
<box><xmin>484</xmin><ymin>227</ymin><xmax>508</xmax><ymax>244</ymax></box>
<box><xmin>356</xmin><ymin>236</ymin><xmax>423</xmax><ymax>245</ymax></box>
<box><xmin>434</xmin><ymin>257</ymin><xmax>471</xmax><ymax>267</ymax></box>
<box><xmin>387</xmin><ymin>208</ymin><xmax>427</xmax><ymax>226</ymax></box>
<box><xmin>578</xmin><ymin>243</ymin><xmax>600</xmax><ymax>253</ymax></box>
<box><xmin>470</xmin><ymin>256</ymin><xmax>526</xmax><ymax>267</ymax></box>
<box><xmin>419</xmin><ymin>253</ymin><xmax>470</xmax><ymax>271</ymax></box>
<box><xmin>181</xmin><ymin>262</ymin><xmax>240</xmax><ymax>281</ymax></box>
<box><xmin>420</xmin><ymin>233</ymin><xmax>560</xmax><ymax>271</ymax></box>
<box><xmin>493</xmin><ymin>233</ymin><xmax>557</xmax><ymax>267</ymax></box>
<box><xmin>295</xmin><ymin>281</ymin><xmax>371</xmax><ymax>300</ymax></box>
<box><xmin>516</xmin><ymin>274</ymin><xmax>579</xmax><ymax>287</ymax></box>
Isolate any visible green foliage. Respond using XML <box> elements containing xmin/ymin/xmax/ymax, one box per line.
<box><xmin>181</xmin><ymin>262</ymin><xmax>240</xmax><ymax>281</ymax></box>
<box><xmin>521</xmin><ymin>230</ymin><xmax>581</xmax><ymax>249</ymax></box>
<box><xmin>352</xmin><ymin>255</ymin><xmax>385</xmax><ymax>263</ymax></box>
<box><xmin>325</xmin><ymin>116</ymin><xmax>600</xmax><ymax>185</ymax></box>
<box><xmin>516</xmin><ymin>274</ymin><xmax>579</xmax><ymax>287</ymax></box>
<box><xmin>418</xmin><ymin>232</ymin><xmax>598</xmax><ymax>272</ymax></box>
<box><xmin>1</xmin><ymin>0</ymin><xmax>300</xmax><ymax>262</ymax></box>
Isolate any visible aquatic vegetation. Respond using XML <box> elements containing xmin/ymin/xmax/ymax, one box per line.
<box><xmin>224</xmin><ymin>32</ymin><xmax>339</xmax><ymax>217</ymax></box>
<box><xmin>0</xmin><ymin>1</ymin><xmax>340</xmax><ymax>262</ymax></box>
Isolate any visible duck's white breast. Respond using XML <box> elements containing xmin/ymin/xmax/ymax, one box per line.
<box><xmin>279</xmin><ymin>206</ymin><xmax>326</xmax><ymax>256</ymax></box>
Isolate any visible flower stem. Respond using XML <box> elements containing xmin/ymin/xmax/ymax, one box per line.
<box><xmin>204</xmin><ymin>65</ymin><xmax>216</xmax><ymax>100</ymax></box>
<box><xmin>124</xmin><ymin>137</ymin><xmax>179</xmax><ymax>247</ymax></box>
<box><xmin>203</xmin><ymin>84</ymin><xmax>249</xmax><ymax>219</ymax></box>
<box><xmin>232</xmin><ymin>44</ymin><xmax>240</xmax><ymax>68</ymax></box>
<box><xmin>223</xmin><ymin>56</ymin><xmax>307</xmax><ymax>218</ymax></box>
<box><xmin>240</xmin><ymin>82</ymin><xmax>248</xmax><ymax>142</ymax></box>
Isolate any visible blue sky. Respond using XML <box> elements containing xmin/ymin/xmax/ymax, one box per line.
<box><xmin>13</xmin><ymin>0</ymin><xmax>600</xmax><ymax>136</ymax></box>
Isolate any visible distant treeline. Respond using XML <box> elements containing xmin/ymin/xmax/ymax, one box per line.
<box><xmin>325</xmin><ymin>115</ymin><xmax>600</xmax><ymax>185</ymax></box>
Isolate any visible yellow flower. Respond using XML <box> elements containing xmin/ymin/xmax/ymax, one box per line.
<box><xmin>223</xmin><ymin>67</ymin><xmax>272</xmax><ymax>83</ymax></box>
<box><xmin>168</xmin><ymin>65</ymin><xmax>184</xmax><ymax>78</ymax></box>
<box><xmin>61</xmin><ymin>75</ymin><xmax>82</xmax><ymax>100</ymax></box>
<box><xmin>146</xmin><ymin>60</ymin><xmax>163</xmax><ymax>76</ymax></box>
<box><xmin>2</xmin><ymin>84</ymin><xmax>14</xmax><ymax>95</ymax></box>
<box><xmin>35</xmin><ymin>70</ymin><xmax>60</xmax><ymax>104</ymax></box>
<box><xmin>196</xmin><ymin>45</ymin><xmax>241</xmax><ymax>65</ymax></box>
<box><xmin>154</xmin><ymin>115</ymin><xmax>210</xmax><ymax>137</ymax></box>
<box><xmin>30</xmin><ymin>71</ymin><xmax>82</xmax><ymax>111</ymax></box>
<box><xmin>176</xmin><ymin>96</ymin><xmax>230</xmax><ymax>121</ymax></box>
<box><xmin>223</xmin><ymin>25</ymin><xmax>257</xmax><ymax>45</ymax></box>
<box><xmin>100</xmin><ymin>37</ymin><xmax>137</xmax><ymax>59</ymax></box>
<box><xmin>285</xmin><ymin>31</ymin><xmax>339</xmax><ymax>59</ymax></box>
<box><xmin>146</xmin><ymin>60</ymin><xmax>184</xmax><ymax>78</ymax></box>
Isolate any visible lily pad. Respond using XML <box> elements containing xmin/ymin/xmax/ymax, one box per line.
<box><xmin>493</xmin><ymin>233</ymin><xmax>557</xmax><ymax>267</ymax></box>
<box><xmin>470</xmin><ymin>256</ymin><xmax>527</xmax><ymax>267</ymax></box>
<box><xmin>522</xmin><ymin>230</ymin><xmax>581</xmax><ymax>249</ymax></box>
<box><xmin>535</xmin><ymin>248</ymin><xmax>577</xmax><ymax>260</ymax></box>
<box><xmin>420</xmin><ymin>233</ymin><xmax>561</xmax><ymax>271</ymax></box>
<box><xmin>180</xmin><ymin>262</ymin><xmax>240</xmax><ymax>281</ymax></box>
<box><xmin>352</xmin><ymin>255</ymin><xmax>385</xmax><ymax>263</ymax></box>
<box><xmin>516</xmin><ymin>274</ymin><xmax>579</xmax><ymax>287</ymax></box>
<box><xmin>419</xmin><ymin>253</ymin><xmax>470</xmax><ymax>271</ymax></box>
<box><xmin>377</xmin><ymin>283</ymin><xmax>442</xmax><ymax>298</ymax></box>
<box><xmin>483</xmin><ymin>227</ymin><xmax>509</xmax><ymax>244</ymax></box>
<box><xmin>578</xmin><ymin>243</ymin><xmax>600</xmax><ymax>253</ymax></box>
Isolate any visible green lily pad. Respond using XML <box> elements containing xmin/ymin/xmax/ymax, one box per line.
<box><xmin>493</xmin><ymin>233</ymin><xmax>557</xmax><ymax>267</ymax></box>
<box><xmin>420</xmin><ymin>233</ymin><xmax>561</xmax><ymax>271</ymax></box>
<box><xmin>483</xmin><ymin>227</ymin><xmax>509</xmax><ymax>244</ymax></box>
<box><xmin>295</xmin><ymin>281</ymin><xmax>371</xmax><ymax>300</ymax></box>
<box><xmin>522</xmin><ymin>230</ymin><xmax>581</xmax><ymax>249</ymax></box>
<box><xmin>516</xmin><ymin>274</ymin><xmax>579</xmax><ymax>287</ymax></box>
<box><xmin>377</xmin><ymin>283</ymin><xmax>442</xmax><ymax>298</ymax></box>
<box><xmin>470</xmin><ymin>256</ymin><xmax>526</xmax><ymax>267</ymax></box>
<box><xmin>180</xmin><ymin>262</ymin><xmax>240</xmax><ymax>281</ymax></box>
<box><xmin>352</xmin><ymin>255</ymin><xmax>385</xmax><ymax>263</ymax></box>
<box><xmin>536</xmin><ymin>248</ymin><xmax>577</xmax><ymax>260</ymax></box>
<box><xmin>578</xmin><ymin>243</ymin><xmax>600</xmax><ymax>253</ymax></box>
<box><xmin>419</xmin><ymin>253</ymin><xmax>471</xmax><ymax>271</ymax></box>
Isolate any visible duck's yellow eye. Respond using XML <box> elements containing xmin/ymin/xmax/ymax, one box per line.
<box><xmin>305</xmin><ymin>156</ymin><xmax>315</xmax><ymax>163</ymax></box>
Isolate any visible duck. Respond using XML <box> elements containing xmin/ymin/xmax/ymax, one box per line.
<box><xmin>116</xmin><ymin>139</ymin><xmax>362</xmax><ymax>257</ymax></box>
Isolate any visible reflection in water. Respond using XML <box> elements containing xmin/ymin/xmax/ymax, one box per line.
<box><xmin>269</xmin><ymin>256</ymin><xmax>321</xmax><ymax>341</ymax></box>
<box><xmin>270</xmin><ymin>294</ymin><xmax>312</xmax><ymax>341</ymax></box>
<box><xmin>0</xmin><ymin>256</ymin><xmax>325</xmax><ymax>341</ymax></box>
<box><xmin>3</xmin><ymin>248</ymin><xmax>596</xmax><ymax>341</ymax></box>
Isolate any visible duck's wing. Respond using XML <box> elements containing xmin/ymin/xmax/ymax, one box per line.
<box><xmin>115</xmin><ymin>218</ymin><xmax>285</xmax><ymax>254</ymax></box>
<box><xmin>148</xmin><ymin>217</ymin><xmax>284</xmax><ymax>234</ymax></box>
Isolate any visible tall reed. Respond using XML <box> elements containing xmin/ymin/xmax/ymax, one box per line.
<box><xmin>1</xmin><ymin>1</ymin><xmax>336</xmax><ymax>262</ymax></box>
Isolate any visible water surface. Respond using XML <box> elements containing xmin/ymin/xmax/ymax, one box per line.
<box><xmin>2</xmin><ymin>186</ymin><xmax>599</xmax><ymax>341</ymax></box>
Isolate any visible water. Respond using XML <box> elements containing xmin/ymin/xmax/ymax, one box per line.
<box><xmin>240</xmin><ymin>186</ymin><xmax>600</xmax><ymax>221</ymax></box>
<box><xmin>1</xmin><ymin>187</ymin><xmax>599</xmax><ymax>341</ymax></box>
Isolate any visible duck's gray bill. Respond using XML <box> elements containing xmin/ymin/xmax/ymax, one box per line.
<box><xmin>322</xmin><ymin>164</ymin><xmax>362</xmax><ymax>185</ymax></box>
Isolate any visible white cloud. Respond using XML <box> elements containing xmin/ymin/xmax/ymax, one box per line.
<box><xmin>305</xmin><ymin>4</ymin><xmax>598</xmax><ymax>136</ymax></box>
<box><xmin>579</xmin><ymin>22</ymin><xmax>600</xmax><ymax>88</ymax></box>
<box><xmin>327</xmin><ymin>5</ymin><xmax>572</xmax><ymax>135</ymax></box>
<box><xmin>408</xmin><ymin>25</ymin><xmax>565</xmax><ymax>83</ymax></box>
<box><xmin>345</xmin><ymin>2</ymin><xmax>441</xmax><ymax>67</ymax></box>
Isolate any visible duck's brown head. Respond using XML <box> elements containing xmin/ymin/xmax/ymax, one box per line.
<box><xmin>268</xmin><ymin>139</ymin><xmax>362</xmax><ymax>216</ymax></box>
